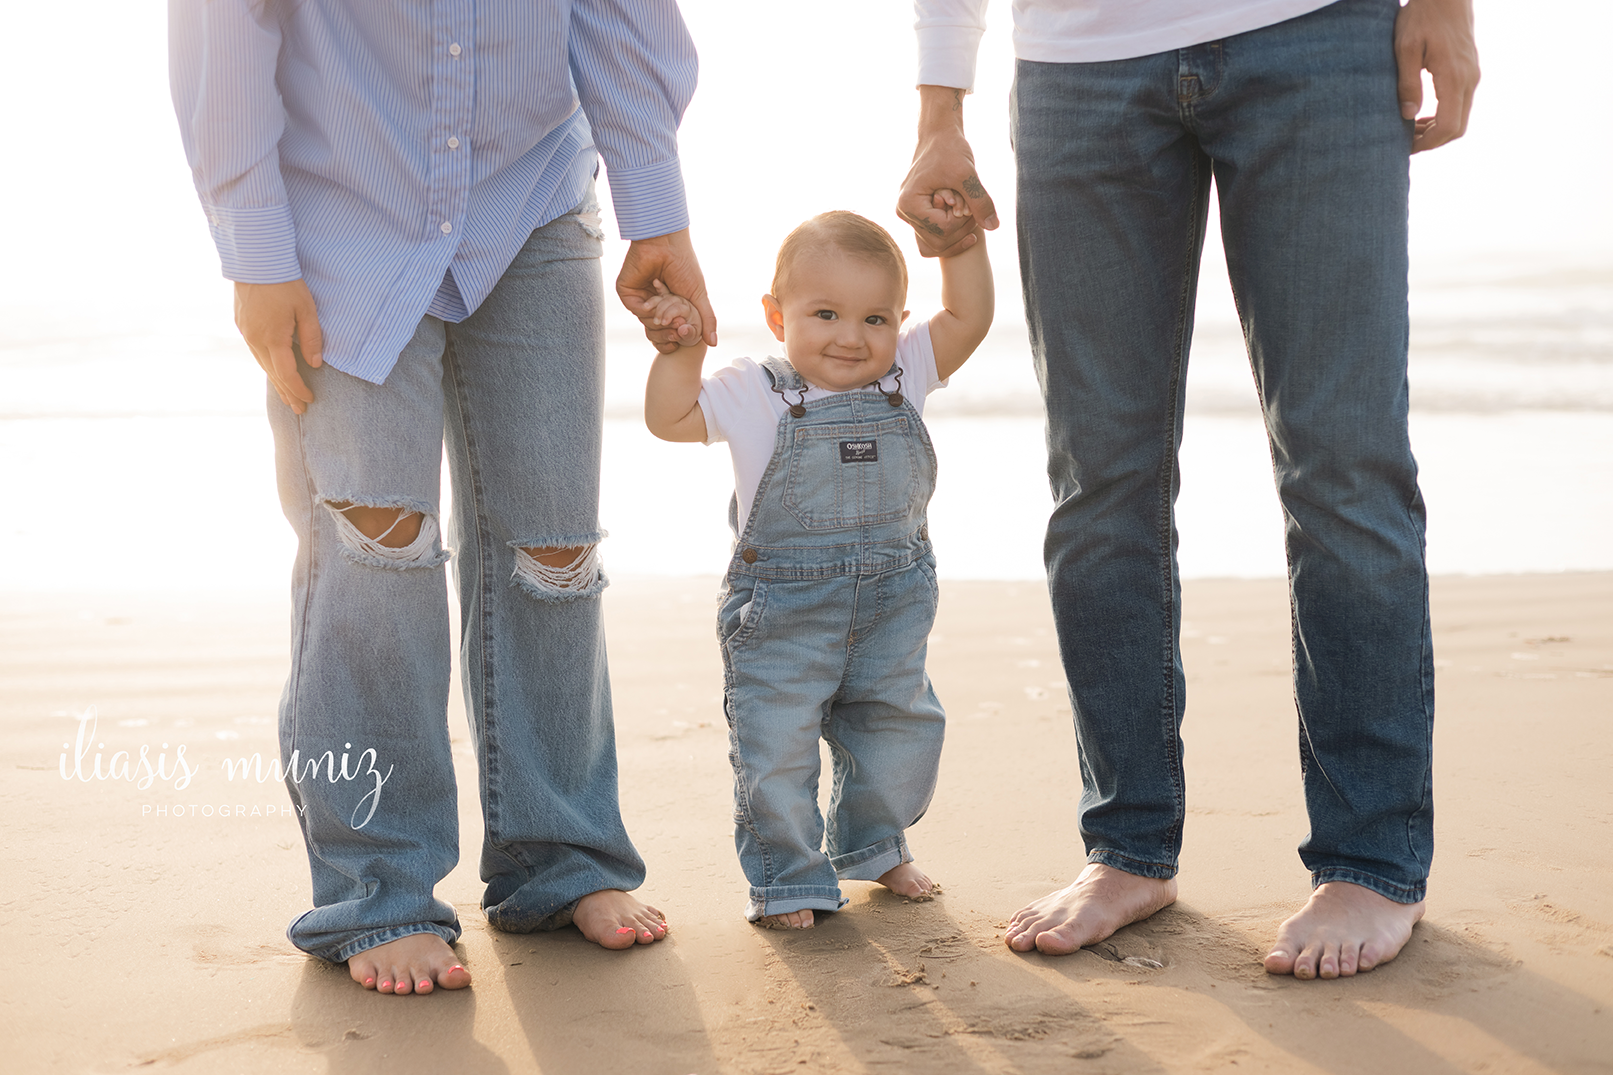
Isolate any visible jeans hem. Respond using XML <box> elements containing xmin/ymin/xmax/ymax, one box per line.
<box><xmin>745</xmin><ymin>892</ymin><xmax>849</xmax><ymax>921</ymax></box>
<box><xmin>1088</xmin><ymin>849</ymin><xmax>1178</xmax><ymax>881</ymax></box>
<box><xmin>1310</xmin><ymin>866</ymin><xmax>1426</xmax><ymax>904</ymax></box>
<box><xmin>291</xmin><ymin>921</ymin><xmax>463</xmax><ymax>965</ymax></box>
<box><xmin>831</xmin><ymin>835</ymin><xmax>909</xmax><ymax>881</ymax></box>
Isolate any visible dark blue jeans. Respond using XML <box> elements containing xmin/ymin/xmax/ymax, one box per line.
<box><xmin>1012</xmin><ymin>0</ymin><xmax>1434</xmax><ymax>903</ymax></box>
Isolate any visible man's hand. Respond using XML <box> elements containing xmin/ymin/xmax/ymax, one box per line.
<box><xmin>899</xmin><ymin>85</ymin><xmax>999</xmax><ymax>258</ymax></box>
<box><xmin>617</xmin><ymin>228</ymin><xmax>717</xmax><ymax>354</ymax></box>
<box><xmin>234</xmin><ymin>280</ymin><xmax>324</xmax><ymax>414</ymax></box>
<box><xmin>1395</xmin><ymin>0</ymin><xmax>1480</xmax><ymax>154</ymax></box>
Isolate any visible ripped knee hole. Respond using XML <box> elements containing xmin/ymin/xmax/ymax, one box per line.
<box><xmin>513</xmin><ymin>544</ymin><xmax>602</xmax><ymax>593</ymax></box>
<box><xmin>326</xmin><ymin>501</ymin><xmax>441</xmax><ymax>566</ymax></box>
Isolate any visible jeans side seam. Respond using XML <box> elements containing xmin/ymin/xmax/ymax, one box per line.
<box><xmin>1409</xmin><ymin>543</ymin><xmax>1434</xmax><ymax>873</ymax></box>
<box><xmin>444</xmin><ymin>330</ymin><xmax>504</xmax><ymax>849</ymax></box>
<box><xmin>722</xmin><ymin>659</ymin><xmax>776</xmax><ymax>887</ymax></box>
<box><xmin>1156</xmin><ymin>149</ymin><xmax>1203</xmax><ymax>856</ymax></box>
<box><xmin>286</xmin><ymin>408</ymin><xmax>318</xmax><ymax>789</ymax></box>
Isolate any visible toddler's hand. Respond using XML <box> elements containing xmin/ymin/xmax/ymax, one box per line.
<box><xmin>931</xmin><ymin>188</ymin><xmax>973</xmax><ymax>222</ymax></box>
<box><xmin>641</xmin><ymin>280</ymin><xmax>704</xmax><ymax>347</ymax></box>
<box><xmin>910</xmin><ymin>190</ymin><xmax>977</xmax><ymax>257</ymax></box>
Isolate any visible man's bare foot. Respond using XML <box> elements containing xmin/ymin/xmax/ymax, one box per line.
<box><xmin>877</xmin><ymin>861</ymin><xmax>937</xmax><ymax>900</ymax></box>
<box><xmin>573</xmin><ymin>889</ymin><xmax>669</xmax><ymax>949</ymax></box>
<box><xmin>1006</xmin><ymin>862</ymin><xmax>1178</xmax><ymax>956</ymax></box>
<box><xmin>758</xmin><ymin>909</ymin><xmax>815</xmax><ymax>929</ymax></box>
<box><xmin>1264</xmin><ymin>881</ymin><xmax>1425</xmax><ymax>979</ymax></box>
<box><xmin>348</xmin><ymin>932</ymin><xmax>470</xmax><ymax>995</ymax></box>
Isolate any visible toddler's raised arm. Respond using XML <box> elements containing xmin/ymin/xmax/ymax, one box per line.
<box><xmin>643</xmin><ymin>283</ymin><xmax>710</xmax><ymax>443</ymax></box>
<box><xmin>917</xmin><ymin>191</ymin><xmax>995</xmax><ymax>380</ymax></box>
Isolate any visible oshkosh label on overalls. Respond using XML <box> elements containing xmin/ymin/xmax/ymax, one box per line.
<box><xmin>839</xmin><ymin>440</ymin><xmax>878</xmax><ymax>464</ymax></box>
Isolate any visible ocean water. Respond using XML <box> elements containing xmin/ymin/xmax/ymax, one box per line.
<box><xmin>4</xmin><ymin>250</ymin><xmax>1610</xmax><ymax>593</ymax></box>
<box><xmin>1</xmin><ymin>0</ymin><xmax>1609</xmax><ymax>592</ymax></box>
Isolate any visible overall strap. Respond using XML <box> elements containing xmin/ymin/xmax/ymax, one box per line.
<box><xmin>762</xmin><ymin>357</ymin><xmax>808</xmax><ymax>418</ymax></box>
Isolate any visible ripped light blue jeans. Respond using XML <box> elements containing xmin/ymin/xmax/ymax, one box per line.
<box><xmin>266</xmin><ymin>200</ymin><xmax>646</xmax><ymax>962</ymax></box>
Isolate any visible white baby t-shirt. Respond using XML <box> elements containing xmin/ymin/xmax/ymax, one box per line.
<box><xmin>697</xmin><ymin>321</ymin><xmax>945</xmax><ymax>530</ymax></box>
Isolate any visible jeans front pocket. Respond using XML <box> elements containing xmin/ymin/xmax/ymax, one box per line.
<box><xmin>718</xmin><ymin>577</ymin><xmax>769</xmax><ymax>651</ymax></box>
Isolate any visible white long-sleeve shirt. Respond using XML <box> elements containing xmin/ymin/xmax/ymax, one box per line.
<box><xmin>915</xmin><ymin>0</ymin><xmax>1337</xmax><ymax>88</ymax></box>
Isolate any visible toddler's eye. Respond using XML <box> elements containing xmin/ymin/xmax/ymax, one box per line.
<box><xmin>814</xmin><ymin>309</ymin><xmax>838</xmax><ymax>321</ymax></box>
<box><xmin>865</xmin><ymin>315</ymin><xmax>887</xmax><ymax>326</ymax></box>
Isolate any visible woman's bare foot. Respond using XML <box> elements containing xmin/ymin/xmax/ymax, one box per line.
<box><xmin>1006</xmin><ymin>862</ymin><xmax>1178</xmax><ymax>955</ymax></box>
<box><xmin>573</xmin><ymin>889</ymin><xmax>669</xmax><ymax>949</ymax></box>
<box><xmin>1264</xmin><ymin>881</ymin><xmax>1425</xmax><ymax>979</ymax></box>
<box><xmin>877</xmin><ymin>861</ymin><xmax>937</xmax><ymax>899</ymax></box>
<box><xmin>758</xmin><ymin>909</ymin><xmax>815</xmax><ymax>929</ymax></box>
<box><xmin>347</xmin><ymin>932</ymin><xmax>470</xmax><ymax>995</ymax></box>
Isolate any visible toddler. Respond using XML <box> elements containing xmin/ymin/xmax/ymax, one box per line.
<box><xmin>644</xmin><ymin>209</ymin><xmax>992</xmax><ymax>928</ymax></box>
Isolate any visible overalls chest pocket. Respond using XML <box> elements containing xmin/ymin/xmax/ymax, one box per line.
<box><xmin>780</xmin><ymin>414</ymin><xmax>928</xmax><ymax>531</ymax></box>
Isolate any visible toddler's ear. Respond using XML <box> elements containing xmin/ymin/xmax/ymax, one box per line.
<box><xmin>760</xmin><ymin>294</ymin><xmax>786</xmax><ymax>342</ymax></box>
<box><xmin>901</xmin><ymin>309</ymin><xmax>911</xmax><ymax>324</ymax></box>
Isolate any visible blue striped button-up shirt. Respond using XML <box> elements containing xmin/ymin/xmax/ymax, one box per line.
<box><xmin>170</xmin><ymin>0</ymin><xmax>698</xmax><ymax>383</ymax></box>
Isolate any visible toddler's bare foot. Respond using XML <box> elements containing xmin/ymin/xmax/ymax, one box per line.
<box><xmin>758</xmin><ymin>909</ymin><xmax>815</xmax><ymax>930</ymax></box>
<box><xmin>1006</xmin><ymin>862</ymin><xmax>1178</xmax><ymax>955</ymax></box>
<box><xmin>347</xmin><ymin>932</ymin><xmax>470</xmax><ymax>995</ymax></box>
<box><xmin>574</xmin><ymin>889</ymin><xmax>669</xmax><ymax>949</ymax></box>
<box><xmin>877</xmin><ymin>861</ymin><xmax>937</xmax><ymax>900</ymax></box>
<box><xmin>1264</xmin><ymin>881</ymin><xmax>1425</xmax><ymax>979</ymax></box>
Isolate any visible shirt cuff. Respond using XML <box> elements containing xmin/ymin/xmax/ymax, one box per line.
<box><xmin>605</xmin><ymin>157</ymin><xmax>690</xmax><ymax>241</ymax></box>
<box><xmin>916</xmin><ymin>25</ymin><xmax>985</xmax><ymax>91</ymax></box>
<box><xmin>204</xmin><ymin>203</ymin><xmax>302</xmax><ymax>283</ymax></box>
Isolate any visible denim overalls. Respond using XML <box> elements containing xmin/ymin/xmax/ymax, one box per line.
<box><xmin>718</xmin><ymin>358</ymin><xmax>946</xmax><ymax>921</ymax></box>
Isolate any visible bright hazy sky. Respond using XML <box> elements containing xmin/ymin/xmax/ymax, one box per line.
<box><xmin>1</xmin><ymin>0</ymin><xmax>1606</xmax><ymax>348</ymax></box>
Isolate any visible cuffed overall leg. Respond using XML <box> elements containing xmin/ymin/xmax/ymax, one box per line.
<box><xmin>1014</xmin><ymin>0</ymin><xmax>1433</xmax><ymax>899</ymax></box>
<box><xmin>721</xmin><ymin>562</ymin><xmax>944</xmax><ymax>921</ymax></box>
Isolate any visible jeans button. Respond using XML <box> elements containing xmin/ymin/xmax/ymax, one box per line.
<box><xmin>741</xmin><ymin>547</ymin><xmax>758</xmax><ymax>564</ymax></box>
<box><xmin>919</xmin><ymin>525</ymin><xmax>929</xmax><ymax>541</ymax></box>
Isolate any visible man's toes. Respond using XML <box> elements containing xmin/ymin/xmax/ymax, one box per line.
<box><xmin>1338</xmin><ymin>942</ymin><xmax>1361</xmax><ymax>977</ymax></box>
<box><xmin>1318</xmin><ymin>943</ymin><xmax>1341</xmax><ymax>979</ymax></box>
<box><xmin>1293</xmin><ymin>944</ymin><xmax>1321</xmax><ymax>980</ymax></box>
<box><xmin>1033</xmin><ymin>927</ymin><xmax>1081</xmax><ymax>956</ymax></box>
<box><xmin>1263</xmin><ymin>947</ymin><xmax>1297</xmax><ymax>975</ymax></box>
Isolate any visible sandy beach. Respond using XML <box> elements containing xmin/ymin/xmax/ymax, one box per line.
<box><xmin>3</xmin><ymin>572</ymin><xmax>1610</xmax><ymax>1073</ymax></box>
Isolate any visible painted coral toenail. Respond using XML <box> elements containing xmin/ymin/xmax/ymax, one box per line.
<box><xmin>616</xmin><ymin>927</ymin><xmax>635</xmax><ymax>935</ymax></box>
<box><xmin>419</xmin><ymin>979</ymin><xmax>430</xmax><ymax>988</ymax></box>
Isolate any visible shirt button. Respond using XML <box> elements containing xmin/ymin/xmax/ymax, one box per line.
<box><xmin>449</xmin><ymin>42</ymin><xmax>462</xmax><ymax>56</ymax></box>
<box><xmin>447</xmin><ymin>137</ymin><xmax>460</xmax><ymax>149</ymax></box>
<box><xmin>740</xmin><ymin>548</ymin><xmax>758</xmax><ymax>564</ymax></box>
<box><xmin>440</xmin><ymin>221</ymin><xmax>453</xmax><ymax>235</ymax></box>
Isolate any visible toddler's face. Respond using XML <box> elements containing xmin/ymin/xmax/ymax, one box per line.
<box><xmin>763</xmin><ymin>251</ymin><xmax>908</xmax><ymax>393</ymax></box>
